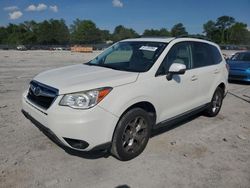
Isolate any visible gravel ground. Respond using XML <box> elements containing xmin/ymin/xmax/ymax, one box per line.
<box><xmin>0</xmin><ymin>50</ymin><xmax>249</xmax><ymax>188</ymax></box>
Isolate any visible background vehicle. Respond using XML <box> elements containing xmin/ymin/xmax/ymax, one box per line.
<box><xmin>17</xmin><ymin>45</ymin><xmax>27</xmax><ymax>51</ymax></box>
<box><xmin>227</xmin><ymin>51</ymin><xmax>250</xmax><ymax>82</ymax></box>
<box><xmin>22</xmin><ymin>37</ymin><xmax>228</xmax><ymax>160</ymax></box>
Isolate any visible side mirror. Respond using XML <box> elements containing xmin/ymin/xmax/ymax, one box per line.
<box><xmin>166</xmin><ymin>62</ymin><xmax>186</xmax><ymax>81</ymax></box>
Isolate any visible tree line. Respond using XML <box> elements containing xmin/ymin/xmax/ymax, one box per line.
<box><xmin>0</xmin><ymin>15</ymin><xmax>249</xmax><ymax>45</ymax></box>
<box><xmin>203</xmin><ymin>16</ymin><xmax>250</xmax><ymax>45</ymax></box>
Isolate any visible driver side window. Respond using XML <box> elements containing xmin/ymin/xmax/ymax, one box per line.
<box><xmin>157</xmin><ymin>42</ymin><xmax>192</xmax><ymax>76</ymax></box>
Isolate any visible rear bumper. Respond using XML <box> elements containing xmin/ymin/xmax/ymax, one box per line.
<box><xmin>22</xmin><ymin>90</ymin><xmax>118</xmax><ymax>151</ymax></box>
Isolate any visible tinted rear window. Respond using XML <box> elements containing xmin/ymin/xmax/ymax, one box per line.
<box><xmin>210</xmin><ymin>45</ymin><xmax>222</xmax><ymax>64</ymax></box>
<box><xmin>192</xmin><ymin>42</ymin><xmax>220</xmax><ymax>68</ymax></box>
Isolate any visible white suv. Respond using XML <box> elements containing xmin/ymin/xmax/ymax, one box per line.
<box><xmin>22</xmin><ymin>37</ymin><xmax>228</xmax><ymax>160</ymax></box>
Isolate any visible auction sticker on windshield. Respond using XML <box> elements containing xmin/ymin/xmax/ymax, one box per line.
<box><xmin>139</xmin><ymin>46</ymin><xmax>158</xmax><ymax>51</ymax></box>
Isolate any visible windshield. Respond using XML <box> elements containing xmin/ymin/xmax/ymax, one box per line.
<box><xmin>87</xmin><ymin>41</ymin><xmax>167</xmax><ymax>72</ymax></box>
<box><xmin>231</xmin><ymin>52</ymin><xmax>250</xmax><ymax>62</ymax></box>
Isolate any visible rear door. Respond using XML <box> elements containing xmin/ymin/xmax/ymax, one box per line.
<box><xmin>191</xmin><ymin>42</ymin><xmax>223</xmax><ymax>103</ymax></box>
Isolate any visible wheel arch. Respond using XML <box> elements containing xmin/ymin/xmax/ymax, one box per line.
<box><xmin>209</xmin><ymin>81</ymin><xmax>227</xmax><ymax>101</ymax></box>
<box><xmin>217</xmin><ymin>82</ymin><xmax>226</xmax><ymax>95</ymax></box>
<box><xmin>111</xmin><ymin>100</ymin><xmax>157</xmax><ymax>143</ymax></box>
<box><xmin>120</xmin><ymin>101</ymin><xmax>157</xmax><ymax>124</ymax></box>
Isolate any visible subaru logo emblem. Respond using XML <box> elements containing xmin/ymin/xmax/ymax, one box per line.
<box><xmin>33</xmin><ymin>87</ymin><xmax>41</xmax><ymax>96</ymax></box>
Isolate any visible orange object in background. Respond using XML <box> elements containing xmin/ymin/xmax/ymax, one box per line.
<box><xmin>71</xmin><ymin>46</ymin><xmax>93</xmax><ymax>53</ymax></box>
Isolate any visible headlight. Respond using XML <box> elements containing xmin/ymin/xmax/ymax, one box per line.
<box><xmin>59</xmin><ymin>87</ymin><xmax>112</xmax><ymax>109</ymax></box>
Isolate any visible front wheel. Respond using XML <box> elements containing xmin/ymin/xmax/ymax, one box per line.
<box><xmin>204</xmin><ymin>87</ymin><xmax>224</xmax><ymax>117</ymax></box>
<box><xmin>111</xmin><ymin>108</ymin><xmax>152</xmax><ymax>161</ymax></box>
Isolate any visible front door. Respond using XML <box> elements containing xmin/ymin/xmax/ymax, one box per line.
<box><xmin>153</xmin><ymin>42</ymin><xmax>201</xmax><ymax>122</ymax></box>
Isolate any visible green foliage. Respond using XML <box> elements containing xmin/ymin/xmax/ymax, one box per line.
<box><xmin>70</xmin><ymin>19</ymin><xmax>102</xmax><ymax>44</ymax></box>
<box><xmin>0</xmin><ymin>19</ymin><xmax>69</xmax><ymax>45</ymax></box>
<box><xmin>0</xmin><ymin>16</ymin><xmax>249</xmax><ymax>45</ymax></box>
<box><xmin>203</xmin><ymin>15</ymin><xmax>250</xmax><ymax>44</ymax></box>
<box><xmin>100</xmin><ymin>30</ymin><xmax>112</xmax><ymax>41</ymax></box>
<box><xmin>112</xmin><ymin>25</ymin><xmax>139</xmax><ymax>42</ymax></box>
<box><xmin>171</xmin><ymin>23</ymin><xmax>188</xmax><ymax>37</ymax></box>
<box><xmin>37</xmin><ymin>19</ymin><xmax>70</xmax><ymax>45</ymax></box>
<box><xmin>0</xmin><ymin>27</ymin><xmax>8</xmax><ymax>44</ymax></box>
<box><xmin>216</xmin><ymin>16</ymin><xmax>235</xmax><ymax>43</ymax></box>
<box><xmin>142</xmin><ymin>28</ymin><xmax>170</xmax><ymax>37</ymax></box>
<box><xmin>203</xmin><ymin>20</ymin><xmax>216</xmax><ymax>40</ymax></box>
<box><xmin>228</xmin><ymin>22</ymin><xmax>249</xmax><ymax>44</ymax></box>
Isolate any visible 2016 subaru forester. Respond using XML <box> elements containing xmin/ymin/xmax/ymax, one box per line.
<box><xmin>22</xmin><ymin>37</ymin><xmax>228</xmax><ymax>161</ymax></box>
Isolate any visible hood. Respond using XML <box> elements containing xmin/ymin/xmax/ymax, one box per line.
<box><xmin>227</xmin><ymin>60</ymin><xmax>250</xmax><ymax>70</ymax></box>
<box><xmin>34</xmin><ymin>64</ymin><xmax>138</xmax><ymax>94</ymax></box>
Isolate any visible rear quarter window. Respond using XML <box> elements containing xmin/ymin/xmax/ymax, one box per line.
<box><xmin>210</xmin><ymin>45</ymin><xmax>223</xmax><ymax>64</ymax></box>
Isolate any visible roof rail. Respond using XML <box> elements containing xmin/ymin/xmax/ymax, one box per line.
<box><xmin>139</xmin><ymin>35</ymin><xmax>211</xmax><ymax>41</ymax></box>
<box><xmin>176</xmin><ymin>35</ymin><xmax>212</xmax><ymax>41</ymax></box>
<box><xmin>139</xmin><ymin>36</ymin><xmax>173</xmax><ymax>39</ymax></box>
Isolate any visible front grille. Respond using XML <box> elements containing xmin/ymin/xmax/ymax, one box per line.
<box><xmin>27</xmin><ymin>80</ymin><xmax>59</xmax><ymax>109</ymax></box>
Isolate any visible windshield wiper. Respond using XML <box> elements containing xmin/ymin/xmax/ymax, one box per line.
<box><xmin>100</xmin><ymin>64</ymin><xmax>125</xmax><ymax>71</ymax></box>
<box><xmin>85</xmin><ymin>63</ymin><xmax>140</xmax><ymax>72</ymax></box>
<box><xmin>85</xmin><ymin>62</ymin><xmax>94</xmax><ymax>65</ymax></box>
<box><xmin>85</xmin><ymin>63</ymin><xmax>121</xmax><ymax>70</ymax></box>
<box><xmin>85</xmin><ymin>62</ymin><xmax>104</xmax><ymax>67</ymax></box>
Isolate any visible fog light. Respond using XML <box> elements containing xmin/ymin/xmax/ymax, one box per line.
<box><xmin>63</xmin><ymin>138</ymin><xmax>89</xmax><ymax>149</ymax></box>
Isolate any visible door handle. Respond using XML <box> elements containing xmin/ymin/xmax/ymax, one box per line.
<box><xmin>191</xmin><ymin>75</ymin><xmax>198</xmax><ymax>81</ymax></box>
<box><xmin>214</xmin><ymin>69</ymin><xmax>220</xmax><ymax>74</ymax></box>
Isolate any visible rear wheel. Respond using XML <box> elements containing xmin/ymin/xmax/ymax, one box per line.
<box><xmin>204</xmin><ymin>87</ymin><xmax>224</xmax><ymax>117</ymax></box>
<box><xmin>111</xmin><ymin>108</ymin><xmax>152</xmax><ymax>161</ymax></box>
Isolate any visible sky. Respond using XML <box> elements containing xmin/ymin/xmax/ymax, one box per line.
<box><xmin>1</xmin><ymin>0</ymin><xmax>250</xmax><ymax>34</ymax></box>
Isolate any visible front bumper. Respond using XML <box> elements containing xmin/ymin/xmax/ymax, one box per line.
<box><xmin>229</xmin><ymin>70</ymin><xmax>250</xmax><ymax>82</ymax></box>
<box><xmin>22</xmin><ymin>91</ymin><xmax>118</xmax><ymax>151</ymax></box>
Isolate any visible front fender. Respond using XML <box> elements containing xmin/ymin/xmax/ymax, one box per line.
<box><xmin>98</xmin><ymin>84</ymin><xmax>158</xmax><ymax>120</ymax></box>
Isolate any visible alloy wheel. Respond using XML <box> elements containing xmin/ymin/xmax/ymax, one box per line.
<box><xmin>212</xmin><ymin>90</ymin><xmax>222</xmax><ymax>113</ymax></box>
<box><xmin>122</xmin><ymin>116</ymin><xmax>148</xmax><ymax>153</ymax></box>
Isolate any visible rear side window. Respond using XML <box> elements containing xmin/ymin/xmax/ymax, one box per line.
<box><xmin>192</xmin><ymin>42</ymin><xmax>214</xmax><ymax>68</ymax></box>
<box><xmin>210</xmin><ymin>45</ymin><xmax>222</xmax><ymax>64</ymax></box>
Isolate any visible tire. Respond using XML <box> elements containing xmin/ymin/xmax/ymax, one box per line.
<box><xmin>204</xmin><ymin>87</ymin><xmax>224</xmax><ymax>117</ymax></box>
<box><xmin>111</xmin><ymin>108</ymin><xmax>152</xmax><ymax>161</ymax></box>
